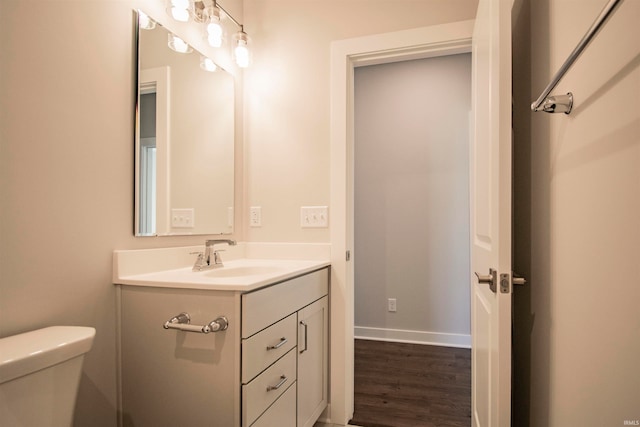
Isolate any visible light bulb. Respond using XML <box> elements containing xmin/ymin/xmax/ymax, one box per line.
<box><xmin>235</xmin><ymin>43</ymin><xmax>249</xmax><ymax>68</ymax></box>
<box><xmin>200</xmin><ymin>56</ymin><xmax>217</xmax><ymax>72</ymax></box>
<box><xmin>171</xmin><ymin>6</ymin><xmax>189</xmax><ymax>22</ymax></box>
<box><xmin>169</xmin><ymin>0</ymin><xmax>190</xmax><ymax>22</ymax></box>
<box><xmin>207</xmin><ymin>21</ymin><xmax>223</xmax><ymax>47</ymax></box>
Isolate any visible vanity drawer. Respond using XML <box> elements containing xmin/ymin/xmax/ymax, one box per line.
<box><xmin>250</xmin><ymin>381</ymin><xmax>296</xmax><ymax>427</ymax></box>
<box><xmin>242</xmin><ymin>348</ymin><xmax>296</xmax><ymax>427</ymax></box>
<box><xmin>242</xmin><ymin>268</ymin><xmax>329</xmax><ymax>338</ymax></box>
<box><xmin>242</xmin><ymin>313</ymin><xmax>297</xmax><ymax>383</ymax></box>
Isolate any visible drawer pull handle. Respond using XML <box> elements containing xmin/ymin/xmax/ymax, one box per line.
<box><xmin>267</xmin><ymin>337</ymin><xmax>288</xmax><ymax>351</ymax></box>
<box><xmin>266</xmin><ymin>375</ymin><xmax>288</xmax><ymax>392</ymax></box>
<box><xmin>163</xmin><ymin>312</ymin><xmax>229</xmax><ymax>334</ymax></box>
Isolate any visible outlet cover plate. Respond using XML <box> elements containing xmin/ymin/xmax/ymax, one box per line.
<box><xmin>301</xmin><ymin>206</ymin><xmax>329</xmax><ymax>228</ymax></box>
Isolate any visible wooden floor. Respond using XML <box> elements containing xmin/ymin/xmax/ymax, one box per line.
<box><xmin>349</xmin><ymin>339</ymin><xmax>471</xmax><ymax>427</ymax></box>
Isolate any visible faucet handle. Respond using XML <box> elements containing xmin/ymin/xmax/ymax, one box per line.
<box><xmin>191</xmin><ymin>252</ymin><xmax>206</xmax><ymax>272</ymax></box>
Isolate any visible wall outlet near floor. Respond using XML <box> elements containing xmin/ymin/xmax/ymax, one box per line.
<box><xmin>171</xmin><ymin>208</ymin><xmax>194</xmax><ymax>228</ymax></box>
<box><xmin>300</xmin><ymin>206</ymin><xmax>329</xmax><ymax>228</ymax></box>
<box><xmin>388</xmin><ymin>298</ymin><xmax>397</xmax><ymax>312</ymax></box>
<box><xmin>250</xmin><ymin>206</ymin><xmax>262</xmax><ymax>227</ymax></box>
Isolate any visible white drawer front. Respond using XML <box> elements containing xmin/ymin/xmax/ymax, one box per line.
<box><xmin>242</xmin><ymin>313</ymin><xmax>297</xmax><ymax>383</ymax></box>
<box><xmin>242</xmin><ymin>268</ymin><xmax>329</xmax><ymax>338</ymax></box>
<box><xmin>250</xmin><ymin>381</ymin><xmax>296</xmax><ymax>427</ymax></box>
<box><xmin>242</xmin><ymin>348</ymin><xmax>297</xmax><ymax>427</ymax></box>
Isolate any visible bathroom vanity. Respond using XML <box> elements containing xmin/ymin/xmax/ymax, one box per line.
<box><xmin>114</xmin><ymin>250</ymin><xmax>329</xmax><ymax>427</ymax></box>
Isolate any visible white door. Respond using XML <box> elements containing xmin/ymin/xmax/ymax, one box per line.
<box><xmin>470</xmin><ymin>0</ymin><xmax>513</xmax><ymax>426</ymax></box>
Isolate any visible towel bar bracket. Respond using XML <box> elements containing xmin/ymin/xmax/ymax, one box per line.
<box><xmin>539</xmin><ymin>93</ymin><xmax>573</xmax><ymax>114</ymax></box>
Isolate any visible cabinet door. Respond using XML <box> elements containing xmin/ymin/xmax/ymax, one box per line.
<box><xmin>297</xmin><ymin>296</ymin><xmax>328</xmax><ymax>427</ymax></box>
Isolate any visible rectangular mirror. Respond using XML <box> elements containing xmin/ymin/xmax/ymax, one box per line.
<box><xmin>134</xmin><ymin>10</ymin><xmax>235</xmax><ymax>236</ymax></box>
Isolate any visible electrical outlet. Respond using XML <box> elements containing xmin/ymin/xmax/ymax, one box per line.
<box><xmin>301</xmin><ymin>206</ymin><xmax>329</xmax><ymax>228</ymax></box>
<box><xmin>250</xmin><ymin>206</ymin><xmax>262</xmax><ymax>227</ymax></box>
<box><xmin>388</xmin><ymin>298</ymin><xmax>397</xmax><ymax>312</ymax></box>
<box><xmin>171</xmin><ymin>208</ymin><xmax>194</xmax><ymax>228</ymax></box>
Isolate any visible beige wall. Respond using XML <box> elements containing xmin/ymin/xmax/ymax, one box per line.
<box><xmin>242</xmin><ymin>0</ymin><xmax>479</xmax><ymax>243</ymax></box>
<box><xmin>0</xmin><ymin>1</ymin><xmax>242</xmax><ymax>425</ymax></box>
<box><xmin>0</xmin><ymin>0</ymin><xmax>478</xmax><ymax>425</ymax></box>
<box><xmin>520</xmin><ymin>0</ymin><xmax>640</xmax><ymax>425</ymax></box>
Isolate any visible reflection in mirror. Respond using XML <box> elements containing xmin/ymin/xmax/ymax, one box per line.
<box><xmin>134</xmin><ymin>10</ymin><xmax>235</xmax><ymax>236</ymax></box>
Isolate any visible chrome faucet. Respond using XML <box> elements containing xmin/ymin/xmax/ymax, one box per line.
<box><xmin>192</xmin><ymin>239</ymin><xmax>237</xmax><ymax>271</ymax></box>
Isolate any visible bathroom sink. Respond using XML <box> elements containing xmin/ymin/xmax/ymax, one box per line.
<box><xmin>114</xmin><ymin>253</ymin><xmax>330</xmax><ymax>291</ymax></box>
<box><xmin>202</xmin><ymin>265</ymin><xmax>285</xmax><ymax>278</ymax></box>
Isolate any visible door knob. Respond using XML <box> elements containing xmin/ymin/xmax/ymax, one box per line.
<box><xmin>475</xmin><ymin>268</ymin><xmax>497</xmax><ymax>293</ymax></box>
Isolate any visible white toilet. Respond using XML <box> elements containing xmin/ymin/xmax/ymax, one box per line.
<box><xmin>0</xmin><ymin>326</ymin><xmax>96</xmax><ymax>427</ymax></box>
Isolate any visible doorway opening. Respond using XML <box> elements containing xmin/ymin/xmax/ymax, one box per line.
<box><xmin>350</xmin><ymin>53</ymin><xmax>472</xmax><ymax>426</ymax></box>
<box><xmin>329</xmin><ymin>20</ymin><xmax>475</xmax><ymax>425</ymax></box>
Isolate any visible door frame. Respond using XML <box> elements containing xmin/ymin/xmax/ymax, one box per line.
<box><xmin>329</xmin><ymin>20</ymin><xmax>475</xmax><ymax>425</ymax></box>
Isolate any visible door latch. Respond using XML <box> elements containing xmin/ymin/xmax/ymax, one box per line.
<box><xmin>499</xmin><ymin>272</ymin><xmax>528</xmax><ymax>294</ymax></box>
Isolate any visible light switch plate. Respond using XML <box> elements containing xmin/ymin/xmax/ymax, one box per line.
<box><xmin>300</xmin><ymin>206</ymin><xmax>328</xmax><ymax>228</ymax></box>
<box><xmin>171</xmin><ymin>208</ymin><xmax>194</xmax><ymax>228</ymax></box>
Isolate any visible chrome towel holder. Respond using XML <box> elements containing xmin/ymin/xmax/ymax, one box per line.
<box><xmin>163</xmin><ymin>312</ymin><xmax>229</xmax><ymax>334</ymax></box>
<box><xmin>531</xmin><ymin>0</ymin><xmax>625</xmax><ymax>114</ymax></box>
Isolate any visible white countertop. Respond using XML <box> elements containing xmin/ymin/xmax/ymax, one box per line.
<box><xmin>115</xmin><ymin>258</ymin><xmax>330</xmax><ymax>291</ymax></box>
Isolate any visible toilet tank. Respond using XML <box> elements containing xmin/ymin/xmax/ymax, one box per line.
<box><xmin>0</xmin><ymin>326</ymin><xmax>96</xmax><ymax>427</ymax></box>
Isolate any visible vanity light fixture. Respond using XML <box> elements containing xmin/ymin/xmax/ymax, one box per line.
<box><xmin>138</xmin><ymin>10</ymin><xmax>156</xmax><ymax>30</ymax></box>
<box><xmin>168</xmin><ymin>33</ymin><xmax>193</xmax><ymax>53</ymax></box>
<box><xmin>167</xmin><ymin>0</ymin><xmax>250</xmax><ymax>68</ymax></box>
<box><xmin>200</xmin><ymin>56</ymin><xmax>218</xmax><ymax>72</ymax></box>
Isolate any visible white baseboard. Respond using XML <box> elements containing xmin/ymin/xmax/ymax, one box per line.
<box><xmin>354</xmin><ymin>326</ymin><xmax>471</xmax><ymax>349</ymax></box>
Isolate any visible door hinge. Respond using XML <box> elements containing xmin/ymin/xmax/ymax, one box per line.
<box><xmin>346</xmin><ymin>250</ymin><xmax>351</xmax><ymax>261</ymax></box>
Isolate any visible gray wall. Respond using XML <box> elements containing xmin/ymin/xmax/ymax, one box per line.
<box><xmin>353</xmin><ymin>54</ymin><xmax>471</xmax><ymax>345</ymax></box>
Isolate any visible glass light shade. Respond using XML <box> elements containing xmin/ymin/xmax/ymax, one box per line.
<box><xmin>168</xmin><ymin>33</ymin><xmax>192</xmax><ymax>53</ymax></box>
<box><xmin>200</xmin><ymin>56</ymin><xmax>217</xmax><ymax>72</ymax></box>
<box><xmin>138</xmin><ymin>11</ymin><xmax>156</xmax><ymax>30</ymax></box>
<box><xmin>171</xmin><ymin>0</ymin><xmax>189</xmax><ymax>9</ymax></box>
<box><xmin>233</xmin><ymin>31</ymin><xmax>250</xmax><ymax>68</ymax></box>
